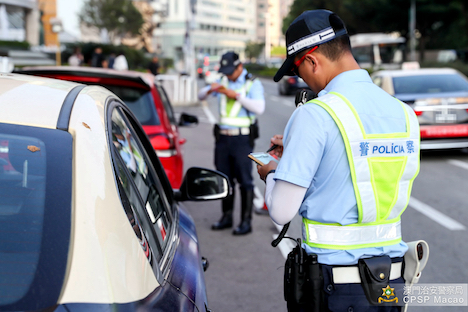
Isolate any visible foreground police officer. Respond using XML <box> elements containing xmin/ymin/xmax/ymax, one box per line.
<box><xmin>257</xmin><ymin>10</ymin><xmax>420</xmax><ymax>311</ymax></box>
<box><xmin>199</xmin><ymin>51</ymin><xmax>265</xmax><ymax>235</ymax></box>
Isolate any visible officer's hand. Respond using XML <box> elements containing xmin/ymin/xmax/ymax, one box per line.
<box><xmin>209</xmin><ymin>83</ymin><xmax>222</xmax><ymax>94</ymax></box>
<box><xmin>223</xmin><ymin>89</ymin><xmax>238</xmax><ymax>99</ymax></box>
<box><xmin>257</xmin><ymin>161</ymin><xmax>278</xmax><ymax>182</ymax></box>
<box><xmin>270</xmin><ymin>135</ymin><xmax>284</xmax><ymax>158</ymax></box>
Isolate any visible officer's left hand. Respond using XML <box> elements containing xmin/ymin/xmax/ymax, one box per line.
<box><xmin>257</xmin><ymin>161</ymin><xmax>278</xmax><ymax>182</ymax></box>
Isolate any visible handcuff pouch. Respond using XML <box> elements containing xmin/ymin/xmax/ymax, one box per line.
<box><xmin>358</xmin><ymin>255</ymin><xmax>391</xmax><ymax>305</ymax></box>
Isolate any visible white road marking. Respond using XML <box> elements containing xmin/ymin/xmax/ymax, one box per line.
<box><xmin>269</xmin><ymin>95</ymin><xmax>281</xmax><ymax>102</ymax></box>
<box><xmin>201</xmin><ymin>101</ymin><xmax>217</xmax><ymax>124</ymax></box>
<box><xmin>448</xmin><ymin>159</ymin><xmax>468</xmax><ymax>171</ymax></box>
<box><xmin>409</xmin><ymin>197</ymin><xmax>466</xmax><ymax>231</ymax></box>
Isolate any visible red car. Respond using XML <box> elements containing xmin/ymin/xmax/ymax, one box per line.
<box><xmin>16</xmin><ymin>66</ymin><xmax>198</xmax><ymax>188</ymax></box>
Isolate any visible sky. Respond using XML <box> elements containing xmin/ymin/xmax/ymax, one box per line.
<box><xmin>57</xmin><ymin>0</ymin><xmax>84</xmax><ymax>38</ymax></box>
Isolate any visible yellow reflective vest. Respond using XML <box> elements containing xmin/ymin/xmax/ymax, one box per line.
<box><xmin>302</xmin><ymin>92</ymin><xmax>420</xmax><ymax>250</ymax></box>
<box><xmin>219</xmin><ymin>76</ymin><xmax>256</xmax><ymax>127</ymax></box>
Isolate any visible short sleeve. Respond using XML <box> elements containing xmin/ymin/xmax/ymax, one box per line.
<box><xmin>247</xmin><ymin>79</ymin><xmax>265</xmax><ymax>100</ymax></box>
<box><xmin>274</xmin><ymin>105</ymin><xmax>328</xmax><ymax>188</ymax></box>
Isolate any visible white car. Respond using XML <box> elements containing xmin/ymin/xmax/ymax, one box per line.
<box><xmin>372</xmin><ymin>68</ymin><xmax>468</xmax><ymax>150</ymax></box>
<box><xmin>0</xmin><ymin>73</ymin><xmax>230</xmax><ymax>311</ymax></box>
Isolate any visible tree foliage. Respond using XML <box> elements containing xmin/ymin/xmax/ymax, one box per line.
<box><xmin>283</xmin><ymin>0</ymin><xmax>468</xmax><ymax>60</ymax></box>
<box><xmin>245</xmin><ymin>41</ymin><xmax>265</xmax><ymax>60</ymax></box>
<box><xmin>79</xmin><ymin>0</ymin><xmax>144</xmax><ymax>42</ymax></box>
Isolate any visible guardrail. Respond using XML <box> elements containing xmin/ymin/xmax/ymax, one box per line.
<box><xmin>156</xmin><ymin>74</ymin><xmax>198</xmax><ymax>106</ymax></box>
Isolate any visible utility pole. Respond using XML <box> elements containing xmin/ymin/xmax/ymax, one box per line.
<box><xmin>264</xmin><ymin>12</ymin><xmax>270</xmax><ymax>63</ymax></box>
<box><xmin>409</xmin><ymin>0</ymin><xmax>416</xmax><ymax>62</ymax></box>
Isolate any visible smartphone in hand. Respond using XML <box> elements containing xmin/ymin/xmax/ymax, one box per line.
<box><xmin>248</xmin><ymin>153</ymin><xmax>279</xmax><ymax>166</ymax></box>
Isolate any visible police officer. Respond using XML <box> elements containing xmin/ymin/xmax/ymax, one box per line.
<box><xmin>199</xmin><ymin>51</ymin><xmax>265</xmax><ymax>235</ymax></box>
<box><xmin>257</xmin><ymin>10</ymin><xmax>420</xmax><ymax>311</ymax></box>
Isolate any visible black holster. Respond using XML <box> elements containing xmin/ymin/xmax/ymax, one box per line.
<box><xmin>213</xmin><ymin>124</ymin><xmax>220</xmax><ymax>142</ymax></box>
<box><xmin>284</xmin><ymin>243</ymin><xmax>323</xmax><ymax>310</ymax></box>
<box><xmin>248</xmin><ymin>120</ymin><xmax>259</xmax><ymax>148</ymax></box>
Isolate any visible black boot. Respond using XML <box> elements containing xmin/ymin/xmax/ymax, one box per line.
<box><xmin>212</xmin><ymin>191</ymin><xmax>234</xmax><ymax>230</ymax></box>
<box><xmin>233</xmin><ymin>188</ymin><xmax>253</xmax><ymax>235</ymax></box>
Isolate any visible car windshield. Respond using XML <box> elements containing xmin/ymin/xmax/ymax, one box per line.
<box><xmin>0</xmin><ymin>123</ymin><xmax>72</xmax><ymax>310</ymax></box>
<box><xmin>101</xmin><ymin>85</ymin><xmax>161</xmax><ymax>126</ymax></box>
<box><xmin>393</xmin><ymin>74</ymin><xmax>468</xmax><ymax>94</ymax></box>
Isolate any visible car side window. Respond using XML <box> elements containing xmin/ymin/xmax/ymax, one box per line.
<box><xmin>110</xmin><ymin>107</ymin><xmax>174</xmax><ymax>258</ymax></box>
<box><xmin>155</xmin><ymin>84</ymin><xmax>176</xmax><ymax>125</ymax></box>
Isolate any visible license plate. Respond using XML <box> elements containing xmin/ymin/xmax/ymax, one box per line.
<box><xmin>435</xmin><ymin>108</ymin><xmax>457</xmax><ymax>123</ymax></box>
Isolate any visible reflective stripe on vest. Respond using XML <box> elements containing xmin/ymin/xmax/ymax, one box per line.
<box><xmin>219</xmin><ymin>76</ymin><xmax>255</xmax><ymax>127</ymax></box>
<box><xmin>302</xmin><ymin>92</ymin><xmax>420</xmax><ymax>250</ymax></box>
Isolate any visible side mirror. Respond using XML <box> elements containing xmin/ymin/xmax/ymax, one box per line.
<box><xmin>174</xmin><ymin>167</ymin><xmax>231</xmax><ymax>201</ymax></box>
<box><xmin>178</xmin><ymin>113</ymin><xmax>198</xmax><ymax>127</ymax></box>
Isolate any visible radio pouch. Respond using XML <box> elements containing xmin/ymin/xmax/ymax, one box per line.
<box><xmin>283</xmin><ymin>242</ymin><xmax>322</xmax><ymax>310</ymax></box>
<box><xmin>358</xmin><ymin>255</ymin><xmax>392</xmax><ymax>305</ymax></box>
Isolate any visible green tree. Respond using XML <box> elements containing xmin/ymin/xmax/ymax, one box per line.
<box><xmin>245</xmin><ymin>41</ymin><xmax>265</xmax><ymax>61</ymax></box>
<box><xmin>79</xmin><ymin>0</ymin><xmax>144</xmax><ymax>43</ymax></box>
<box><xmin>283</xmin><ymin>0</ymin><xmax>468</xmax><ymax>61</ymax></box>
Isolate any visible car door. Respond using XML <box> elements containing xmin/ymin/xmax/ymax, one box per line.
<box><xmin>106</xmin><ymin>100</ymin><xmax>208</xmax><ymax>311</ymax></box>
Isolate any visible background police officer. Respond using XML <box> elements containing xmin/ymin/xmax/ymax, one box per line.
<box><xmin>199</xmin><ymin>51</ymin><xmax>265</xmax><ymax>235</ymax></box>
<box><xmin>257</xmin><ymin>10</ymin><xmax>420</xmax><ymax>311</ymax></box>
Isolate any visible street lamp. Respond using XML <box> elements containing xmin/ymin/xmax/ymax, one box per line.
<box><xmin>50</xmin><ymin>17</ymin><xmax>63</xmax><ymax>66</ymax></box>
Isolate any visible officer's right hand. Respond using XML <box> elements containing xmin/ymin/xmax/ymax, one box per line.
<box><xmin>209</xmin><ymin>83</ymin><xmax>222</xmax><ymax>94</ymax></box>
<box><xmin>270</xmin><ymin>135</ymin><xmax>284</xmax><ymax>158</ymax></box>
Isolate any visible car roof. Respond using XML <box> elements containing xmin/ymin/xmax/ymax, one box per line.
<box><xmin>0</xmin><ymin>73</ymin><xmax>83</xmax><ymax>128</ymax></box>
<box><xmin>0</xmin><ymin>74</ymin><xmax>159</xmax><ymax>304</ymax></box>
<box><xmin>373</xmin><ymin>68</ymin><xmax>461</xmax><ymax>77</ymax></box>
<box><xmin>16</xmin><ymin>66</ymin><xmax>156</xmax><ymax>89</ymax></box>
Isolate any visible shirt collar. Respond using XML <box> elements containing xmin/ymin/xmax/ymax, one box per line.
<box><xmin>318</xmin><ymin>69</ymin><xmax>371</xmax><ymax>97</ymax></box>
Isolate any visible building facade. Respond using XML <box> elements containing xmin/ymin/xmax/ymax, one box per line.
<box><xmin>255</xmin><ymin>0</ymin><xmax>293</xmax><ymax>59</ymax></box>
<box><xmin>152</xmin><ymin>0</ymin><xmax>256</xmax><ymax>70</ymax></box>
<box><xmin>0</xmin><ymin>0</ymin><xmax>39</xmax><ymax>45</ymax></box>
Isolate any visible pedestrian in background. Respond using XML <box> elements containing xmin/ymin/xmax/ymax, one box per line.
<box><xmin>198</xmin><ymin>51</ymin><xmax>265</xmax><ymax>235</ymax></box>
<box><xmin>107</xmin><ymin>53</ymin><xmax>116</xmax><ymax>69</ymax></box>
<box><xmin>91</xmin><ymin>47</ymin><xmax>104</xmax><ymax>68</ymax></box>
<box><xmin>68</xmin><ymin>47</ymin><xmax>83</xmax><ymax>66</ymax></box>
<box><xmin>148</xmin><ymin>56</ymin><xmax>160</xmax><ymax>75</ymax></box>
<box><xmin>113</xmin><ymin>52</ymin><xmax>129</xmax><ymax>71</ymax></box>
<box><xmin>257</xmin><ymin>9</ymin><xmax>420</xmax><ymax>311</ymax></box>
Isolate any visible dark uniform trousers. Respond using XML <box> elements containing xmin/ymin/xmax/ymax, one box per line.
<box><xmin>215</xmin><ymin>134</ymin><xmax>254</xmax><ymax>191</ymax></box>
<box><xmin>213</xmin><ymin>133</ymin><xmax>254</xmax><ymax>233</ymax></box>
<box><xmin>288</xmin><ymin>260</ymin><xmax>405</xmax><ymax>312</ymax></box>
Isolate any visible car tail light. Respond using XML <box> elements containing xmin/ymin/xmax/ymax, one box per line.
<box><xmin>149</xmin><ymin>134</ymin><xmax>177</xmax><ymax>157</ymax></box>
<box><xmin>288</xmin><ymin>77</ymin><xmax>296</xmax><ymax>84</ymax></box>
<box><xmin>414</xmin><ymin>110</ymin><xmax>423</xmax><ymax>116</ymax></box>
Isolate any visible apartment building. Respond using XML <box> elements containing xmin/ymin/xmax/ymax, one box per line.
<box><xmin>152</xmin><ymin>0</ymin><xmax>256</xmax><ymax>66</ymax></box>
<box><xmin>255</xmin><ymin>0</ymin><xmax>293</xmax><ymax>59</ymax></box>
<box><xmin>0</xmin><ymin>0</ymin><xmax>39</xmax><ymax>45</ymax></box>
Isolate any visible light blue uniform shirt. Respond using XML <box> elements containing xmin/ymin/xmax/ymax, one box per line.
<box><xmin>274</xmin><ymin>69</ymin><xmax>409</xmax><ymax>265</ymax></box>
<box><xmin>215</xmin><ymin>69</ymin><xmax>265</xmax><ymax>129</ymax></box>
